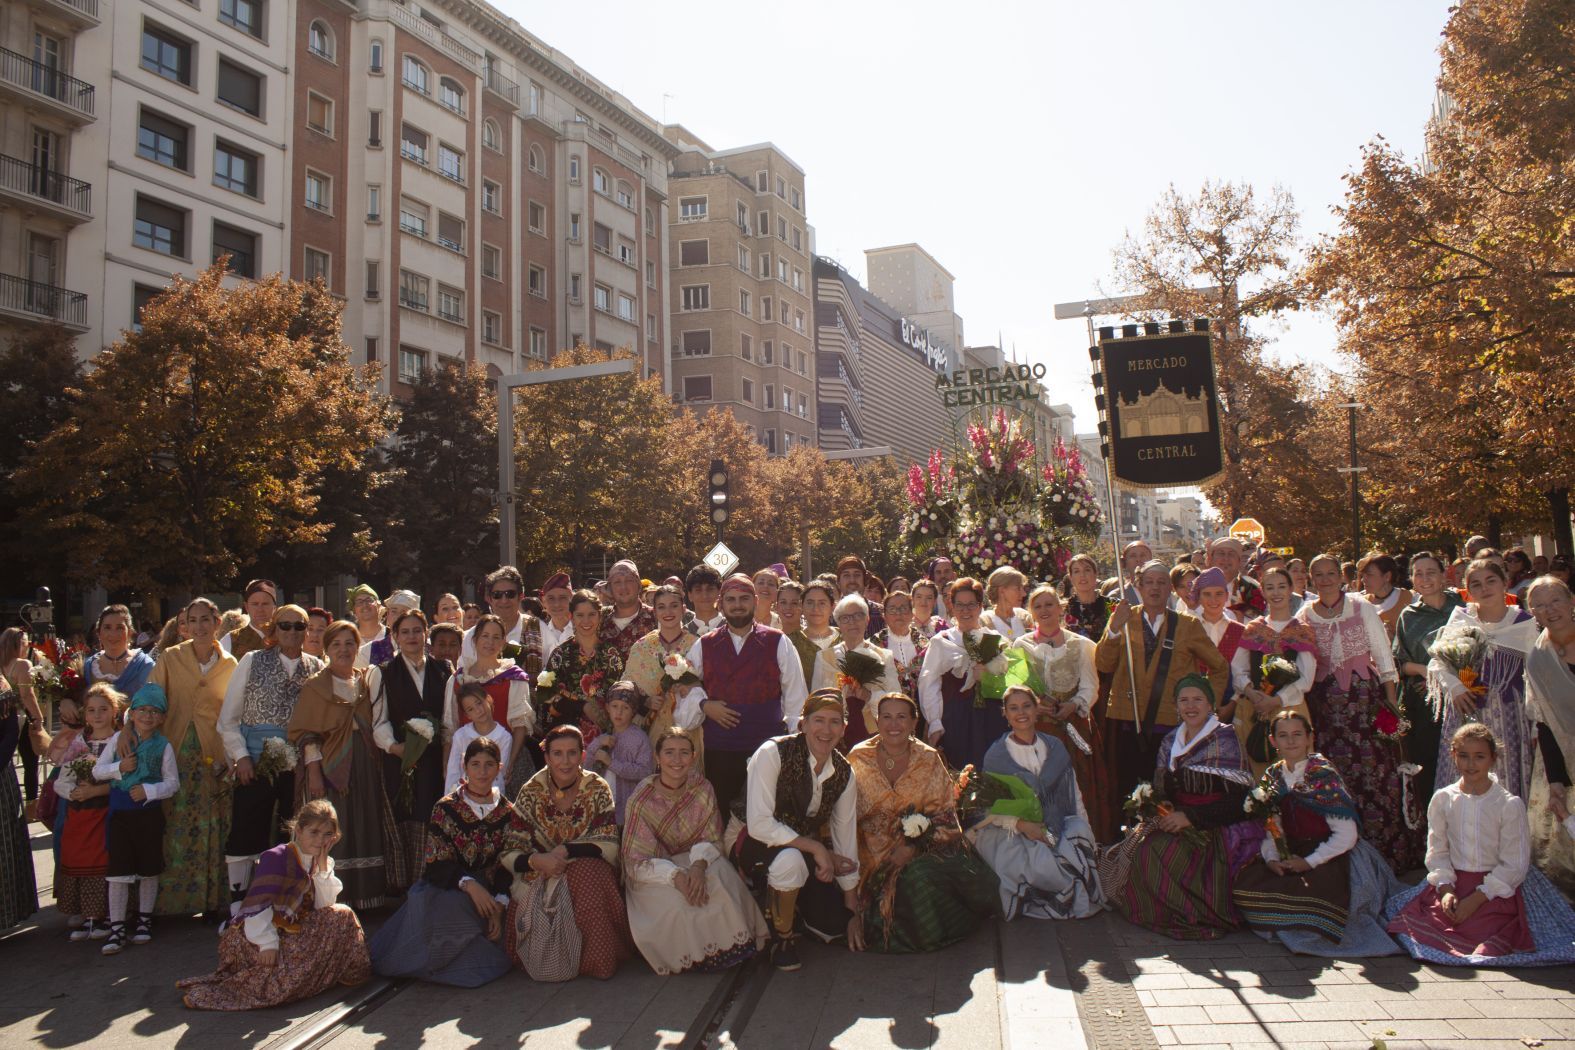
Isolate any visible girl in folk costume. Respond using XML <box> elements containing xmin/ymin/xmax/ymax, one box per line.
<box><xmin>371</xmin><ymin>737</ymin><xmax>525</xmax><ymax>988</ymax></box>
<box><xmin>1062</xmin><ymin>554</ymin><xmax>1112</xmax><ymax>641</ymax></box>
<box><xmin>149</xmin><ymin>598</ymin><xmax>238</xmax><ymax>917</ymax></box>
<box><xmin>1522</xmin><ymin>576</ymin><xmax>1575</xmax><ymax>896</ymax></box>
<box><xmin>54</xmin><ymin>684</ymin><xmax>122</xmax><ymax>939</ymax></box>
<box><xmin>624</xmin><ymin>584</ymin><xmax>701</xmax><ymax>771</ymax></box>
<box><xmin>811</xmin><ymin>594</ymin><xmax>900</xmax><ymax>751</ymax></box>
<box><xmin>788</xmin><ymin>581</ymin><xmax>841</xmax><ymax>688</ymax></box>
<box><xmin>1428</xmin><ymin>558</ymin><xmax>1540</xmax><ymax>799</ymax></box>
<box><xmin>622</xmin><ymin>728</ymin><xmax>767</xmax><ymax>975</ymax></box>
<box><xmin>501</xmin><ymin>725</ymin><xmax>632</xmax><ymax>981</ymax></box>
<box><xmin>982</xmin><ymin>567</ymin><xmax>1035</xmax><ymax>643</ymax></box>
<box><xmin>288</xmin><ymin>621</ymin><xmax>391</xmax><ymax>911</ymax></box>
<box><xmin>1295</xmin><ymin>554</ymin><xmax>1422</xmax><ymax>873</ymax></box>
<box><xmin>587</xmin><ymin>683</ymin><xmax>655</xmax><ymax>824</ymax></box>
<box><xmin>968</xmin><ymin>687</ymin><xmax>1104</xmax><ymax>922</ymax></box>
<box><xmin>910</xmin><ymin>579</ymin><xmax>950</xmax><ymax>641</ymax></box>
<box><xmin>1231</xmin><ymin>568</ymin><xmax>1317</xmax><ymax>780</ymax></box>
<box><xmin>179</xmin><ymin>800</ymin><xmax>372</xmax><ymax>1009</ymax></box>
<box><xmin>1012</xmin><ymin>586</ymin><xmax>1107</xmax><ymax>838</ymax></box>
<box><xmin>535</xmin><ymin>591</ymin><xmax>624</xmax><ymax>747</ymax></box>
<box><xmin>1359</xmin><ymin>553</ymin><xmax>1413</xmax><ymax>642</ymax></box>
<box><xmin>847</xmin><ymin>693</ymin><xmax>1001</xmax><ymax>953</ymax></box>
<box><xmin>1189</xmin><ymin>568</ymin><xmax>1245</xmax><ymax>717</ymax></box>
<box><xmin>919</xmin><ymin>578</ymin><xmax>1011</xmax><ymax>771</ymax></box>
<box><xmin>1233</xmin><ymin>712</ymin><xmax>1403</xmax><ymax>957</ymax></box>
<box><xmin>442</xmin><ymin>614</ymin><xmax>534</xmax><ymax>794</ymax></box>
<box><xmin>445</xmin><ymin>684</ymin><xmax>515</xmax><ymax>795</ymax></box>
<box><xmin>1109</xmin><ymin>675</ymin><xmax>1264</xmax><ymax>941</ymax></box>
<box><xmin>1392</xmin><ymin>552</ymin><xmax>1465</xmax><ymax>800</ymax></box>
<box><xmin>1385</xmin><ymin>723</ymin><xmax>1575</xmax><ymax>966</ymax></box>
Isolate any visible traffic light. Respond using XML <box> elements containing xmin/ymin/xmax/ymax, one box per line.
<box><xmin>707</xmin><ymin>459</ymin><xmax>730</xmax><ymax>527</ymax></box>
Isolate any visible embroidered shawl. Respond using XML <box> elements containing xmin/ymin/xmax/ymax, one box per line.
<box><xmin>619</xmin><ymin>772</ymin><xmax>721</xmax><ymax>879</ymax></box>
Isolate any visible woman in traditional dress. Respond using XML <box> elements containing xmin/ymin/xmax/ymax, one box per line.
<box><xmin>441</xmin><ymin>614</ymin><xmax>535</xmax><ymax>795</ymax></box>
<box><xmin>536</xmin><ymin>591</ymin><xmax>623</xmax><ymax>747</ymax></box>
<box><xmin>149</xmin><ymin>598</ymin><xmax>238</xmax><ymax>917</ymax></box>
<box><xmin>179</xmin><ymin>799</ymin><xmax>371</xmax><ymax>1010</ymax></box>
<box><xmin>1012</xmin><ymin>586</ymin><xmax>1106</xmax><ymax>838</ymax></box>
<box><xmin>1296</xmin><ymin>554</ymin><xmax>1422</xmax><ymax>873</ymax></box>
<box><xmin>919</xmin><ymin>578</ymin><xmax>1009</xmax><ymax>771</ymax></box>
<box><xmin>1359</xmin><ymin>553</ymin><xmax>1413</xmax><ymax>642</ymax></box>
<box><xmin>1190</xmin><ymin>569</ymin><xmax>1245</xmax><ymax>717</ymax></box>
<box><xmin>1062</xmin><ymin>554</ymin><xmax>1111</xmax><ymax>641</ymax></box>
<box><xmin>787</xmin><ymin>581</ymin><xmax>841</xmax><ymax>688</ymax></box>
<box><xmin>370</xmin><ymin>736</ymin><xmax>523</xmax><ymax>986</ymax></box>
<box><xmin>1392</xmin><ymin>552</ymin><xmax>1464</xmax><ymax>797</ymax></box>
<box><xmin>1385</xmin><ymin>723</ymin><xmax>1575</xmax><ymax>967</ymax></box>
<box><xmin>811</xmin><ymin>594</ymin><xmax>900</xmax><ymax>752</ymax></box>
<box><xmin>81</xmin><ymin>604</ymin><xmax>156</xmax><ymax>708</ymax></box>
<box><xmin>1428</xmin><ymin>557</ymin><xmax>1540</xmax><ymax>799</ymax></box>
<box><xmin>288</xmin><ymin>621</ymin><xmax>390</xmax><ymax>911</ymax></box>
<box><xmin>0</xmin><ymin>631</ymin><xmax>40</xmax><ymax>931</ymax></box>
<box><xmin>1233</xmin><ymin>711</ymin><xmax>1402</xmax><ymax>956</ymax></box>
<box><xmin>1523</xmin><ymin>576</ymin><xmax>1575</xmax><ymax>896</ymax></box>
<box><xmin>982</xmin><ymin>567</ymin><xmax>1034</xmax><ymax>643</ymax></box>
<box><xmin>501</xmin><ymin>725</ymin><xmax>632</xmax><ymax>980</ymax></box>
<box><xmin>1110</xmin><ymin>675</ymin><xmax>1263</xmax><ymax>940</ymax></box>
<box><xmin>1231</xmin><ymin>568</ymin><xmax>1317</xmax><ymax>780</ymax></box>
<box><xmin>969</xmin><ymin>686</ymin><xmax>1103</xmax><ymax>920</ymax></box>
<box><xmin>847</xmin><ymin>693</ymin><xmax>1000</xmax><ymax>952</ymax></box>
<box><xmin>622</xmin><ymin>727</ymin><xmax>766</xmax><ymax>974</ymax></box>
<box><xmin>910</xmin><ymin>580</ymin><xmax>949</xmax><ymax>641</ymax></box>
<box><xmin>624</xmin><ymin>584</ymin><xmax>701</xmax><ymax>767</ymax></box>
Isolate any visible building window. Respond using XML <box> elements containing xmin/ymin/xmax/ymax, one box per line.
<box><xmin>437</xmin><ymin>285</ymin><xmax>463</xmax><ymax>323</ymax></box>
<box><xmin>141</xmin><ymin>25</ymin><xmax>192</xmax><ymax>86</ymax></box>
<box><xmin>307</xmin><ymin>20</ymin><xmax>333</xmax><ymax>60</ymax></box>
<box><xmin>483</xmin><ymin>310</ymin><xmax>502</xmax><ymax>345</ymax></box>
<box><xmin>213</xmin><ymin>141</ymin><xmax>259</xmax><ymax>197</ymax></box>
<box><xmin>398</xmin><ymin>198</ymin><xmax>428</xmax><ymax>237</ymax></box>
<box><xmin>366</xmin><ymin>184</ymin><xmax>381</xmax><ymax>220</ymax></box>
<box><xmin>616</xmin><ymin>181</ymin><xmax>633</xmax><ymax>209</ymax></box>
<box><xmin>365</xmin><ymin>337</ymin><xmax>378</xmax><ymax>363</ymax></box>
<box><xmin>220</xmin><ymin>0</ymin><xmax>263</xmax><ymax>38</ymax></box>
<box><xmin>680</xmin><ymin>285</ymin><xmax>709</xmax><ymax>311</ymax></box>
<box><xmin>645</xmin><ymin>260</ymin><xmax>656</xmax><ymax>288</ymax></box>
<box><xmin>437</xmin><ymin>144</ymin><xmax>463</xmax><ymax>183</ymax></box>
<box><xmin>755</xmin><ymin>170</ymin><xmax>768</xmax><ymax>192</ymax></box>
<box><xmin>304</xmin><ymin>170</ymin><xmax>330</xmax><ymax>212</ymax></box>
<box><xmin>368</xmin><ymin>110</ymin><xmax>382</xmax><ymax>148</ymax></box>
<box><xmin>762</xmin><ymin>340</ymin><xmax>774</xmax><ymax>364</ymax></box>
<box><xmin>438</xmin><ymin>77</ymin><xmax>464</xmax><ymax>115</ymax></box>
<box><xmin>791</xmin><ymin>186</ymin><xmax>801</xmax><ymax>210</ymax></box>
<box><xmin>678</xmin><ymin>196</ymin><xmax>707</xmax><ymax>221</ymax></box>
<box><xmin>617</xmin><ymin>240</ymin><xmax>635</xmax><ymax>265</ymax></box>
<box><xmin>567</xmin><ymin>155</ymin><xmax>580</xmax><ymax>183</ymax></box>
<box><xmin>528</xmin><ymin>143</ymin><xmax>544</xmax><ymax>173</ymax></box>
<box><xmin>592</xmin><ymin>168</ymin><xmax>609</xmax><ymax>195</ymax></box>
<box><xmin>764</xmin><ymin>429</ymin><xmax>777</xmax><ymax>454</ymax></box>
<box><xmin>777</xmin><ymin>216</ymin><xmax>788</xmax><ymax>241</ymax></box>
<box><xmin>365</xmin><ymin>260</ymin><xmax>380</xmax><ymax>298</ymax></box>
<box><xmin>402</xmin><ymin>55</ymin><xmax>429</xmax><ymax>94</ymax></box>
<box><xmin>737</xmin><ymin>245</ymin><xmax>750</xmax><ymax>272</ymax></box>
<box><xmin>682</xmin><ymin>375</ymin><xmax>712</xmax><ymax>402</ymax></box>
<box><xmin>483</xmin><ymin>180</ymin><xmax>502</xmax><ymax>214</ymax></box>
<box><xmin>798</xmin><ymin>392</ymin><xmax>808</xmax><ymax>417</ymax></box>
<box><xmin>304</xmin><ymin>247</ymin><xmax>329</xmax><ymax>282</ymax></box>
<box><xmin>527</xmin><ymin>264</ymin><xmax>545</xmax><ymax>297</ymax></box>
<box><xmin>793</xmin><ymin>267</ymin><xmax>804</xmax><ymax>292</ymax></box>
<box><xmin>568</xmin><ymin>274</ymin><xmax>581</xmax><ymax>302</ymax></box>
<box><xmin>647</xmin><ymin>314</ymin><xmax>657</xmax><ymax>343</ymax></box>
<box><xmin>592</xmin><ymin>223</ymin><xmax>611</xmax><ymax>254</ymax></box>
<box><xmin>398</xmin><ymin>346</ymin><xmax>425</xmax><ymax>384</ymax></box>
<box><xmin>132</xmin><ymin>284</ymin><xmax>159</xmax><ymax>332</ymax></box>
<box><xmin>307</xmin><ymin>92</ymin><xmax>333</xmax><ymax>135</ymax></box>
<box><xmin>758</xmin><ymin>253</ymin><xmax>770</xmax><ymax>279</ymax></box>
<box><xmin>737</xmin><ymin>201</ymin><xmax>750</xmax><ymax>230</ymax></box>
<box><xmin>761</xmin><ymin>296</ymin><xmax>773</xmax><ymax>322</ymax></box>
<box><xmin>681</xmin><ymin>331</ymin><xmax>711</xmax><ymax>357</ymax></box>
<box><xmin>645</xmin><ymin>208</ymin><xmax>655</xmax><ymax>236</ymax></box>
<box><xmin>483</xmin><ymin>119</ymin><xmax>501</xmax><ymax>151</ymax></box>
<box><xmin>679</xmin><ymin>240</ymin><xmax>708</xmax><ymax>266</ymax></box>
<box><xmin>400</xmin><ymin>124</ymin><xmax>427</xmax><ymax>165</ymax></box>
<box><xmin>211</xmin><ymin>221</ymin><xmax>257</xmax><ymax>277</ymax></box>
<box><xmin>482</xmin><ymin>243</ymin><xmax>501</xmax><ymax>279</ymax></box>
<box><xmin>742</xmin><ymin>378</ymin><xmax>754</xmax><ymax>405</ymax></box>
<box><xmin>792</xmin><ymin>227</ymin><xmax>803</xmax><ymax>251</ymax></box>
<box><xmin>741</xmin><ymin>333</ymin><xmax>753</xmax><ymax>361</ymax></box>
<box><xmin>794</xmin><ymin>308</ymin><xmax>805</xmax><ymax>333</ymax></box>
<box><xmin>568</xmin><ymin>213</ymin><xmax>581</xmax><ymax>242</ymax></box>
<box><xmin>764</xmin><ymin>384</ymin><xmax>775</xmax><ymax>409</ymax></box>
<box><xmin>777</xmin><ymin>257</ymin><xmax>789</xmax><ymax>282</ymax></box>
<box><xmin>798</xmin><ymin>350</ymin><xmax>807</xmax><ymax>374</ymax></box>
<box><xmin>133</xmin><ymin>195</ymin><xmax>186</xmax><ymax>257</ymax></box>
<box><xmin>527</xmin><ymin>200</ymin><xmax>544</xmax><ymax>232</ymax></box>
<box><xmin>592</xmin><ymin>284</ymin><xmax>610</xmax><ymax>312</ymax></box>
<box><xmin>437</xmin><ymin>211</ymin><xmax>464</xmax><ymax>253</ymax></box>
<box><xmin>758</xmin><ymin>210</ymin><xmax>769</xmax><ymax>236</ymax></box>
<box><xmin>137</xmin><ymin>109</ymin><xmax>189</xmax><ymax>170</ymax></box>
<box><xmin>738</xmin><ymin>289</ymin><xmax>750</xmax><ymax>315</ymax></box>
<box><xmin>369</xmin><ymin>40</ymin><xmax>383</xmax><ymax>73</ymax></box>
<box><xmin>399</xmin><ymin>270</ymin><xmax>429</xmax><ymax>311</ymax></box>
<box><xmin>529</xmin><ymin>327</ymin><xmax>547</xmax><ymax>359</ymax></box>
<box><xmin>617</xmin><ymin>293</ymin><xmax>635</xmax><ymax>322</ymax></box>
<box><xmin>217</xmin><ymin>59</ymin><xmax>263</xmax><ymax>117</ymax></box>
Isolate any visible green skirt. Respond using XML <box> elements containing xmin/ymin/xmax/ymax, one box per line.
<box><xmin>158</xmin><ymin>725</ymin><xmax>232</xmax><ymax>916</ymax></box>
<box><xmin>861</xmin><ymin>849</ymin><xmax>1000</xmax><ymax>954</ymax></box>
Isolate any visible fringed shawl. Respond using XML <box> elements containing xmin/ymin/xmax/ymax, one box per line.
<box><xmin>1265</xmin><ymin>753</ymin><xmax>1361</xmax><ymax>824</ymax></box>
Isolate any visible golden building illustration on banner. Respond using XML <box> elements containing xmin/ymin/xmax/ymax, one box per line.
<box><xmin>1115</xmin><ymin>379</ymin><xmax>1209</xmax><ymax>439</ymax></box>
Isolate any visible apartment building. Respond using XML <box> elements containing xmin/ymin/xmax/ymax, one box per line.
<box><xmin>663</xmin><ymin>129</ymin><xmax>815</xmax><ymax>455</ymax></box>
<box><xmin>0</xmin><ymin>0</ymin><xmax>679</xmax><ymax>396</ymax></box>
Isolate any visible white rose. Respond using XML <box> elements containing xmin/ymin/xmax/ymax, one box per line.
<box><xmin>899</xmin><ymin>813</ymin><xmax>932</xmax><ymax>839</ymax></box>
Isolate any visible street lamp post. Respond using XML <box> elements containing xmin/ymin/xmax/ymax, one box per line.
<box><xmin>1335</xmin><ymin>401</ymin><xmax>1366</xmax><ymax>559</ymax></box>
<box><xmin>496</xmin><ymin>358</ymin><xmax>636</xmax><ymax>567</ymax></box>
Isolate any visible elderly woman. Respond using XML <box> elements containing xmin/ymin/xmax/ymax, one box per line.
<box><xmin>371</xmin><ymin>737</ymin><xmax>524</xmax><ymax>987</ymax></box>
<box><xmin>847</xmin><ymin>693</ymin><xmax>999</xmax><ymax>952</ymax></box>
<box><xmin>1524</xmin><ymin>576</ymin><xmax>1575</xmax><ymax>896</ymax></box>
<box><xmin>501</xmin><ymin>725</ymin><xmax>632</xmax><ymax>980</ymax></box>
<box><xmin>1109</xmin><ymin>675</ymin><xmax>1263</xmax><ymax>940</ymax></box>
<box><xmin>288</xmin><ymin>621</ymin><xmax>390</xmax><ymax>910</ymax></box>
<box><xmin>537</xmin><ymin>590</ymin><xmax>624</xmax><ymax>746</ymax></box>
<box><xmin>969</xmin><ymin>686</ymin><xmax>1103</xmax><ymax>920</ymax></box>
<box><xmin>876</xmin><ymin>591</ymin><xmax>928</xmax><ymax>723</ymax></box>
<box><xmin>982</xmin><ymin>567</ymin><xmax>1034</xmax><ymax>643</ymax></box>
<box><xmin>148</xmin><ymin>598</ymin><xmax>238</xmax><ymax>916</ymax></box>
<box><xmin>624</xmin><ymin>584</ymin><xmax>701</xmax><ymax>765</ymax></box>
<box><xmin>622</xmin><ymin>727</ymin><xmax>766</xmax><ymax>974</ymax></box>
<box><xmin>811</xmin><ymin>594</ymin><xmax>900</xmax><ymax>751</ymax></box>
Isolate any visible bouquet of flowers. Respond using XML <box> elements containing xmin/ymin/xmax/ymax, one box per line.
<box><xmin>836</xmin><ymin>648</ymin><xmax>886</xmax><ymax>693</ymax></box>
<box><xmin>961</xmin><ymin>631</ymin><xmax>1007</xmax><ymax>676</ymax></box>
<box><xmin>397</xmin><ymin>717</ymin><xmax>436</xmax><ymax>809</ymax></box>
<box><xmin>955</xmin><ymin>764</ymin><xmax>1042</xmax><ymax>827</ymax></box>
<box><xmin>661</xmin><ymin>652</ymin><xmax>701</xmax><ymax>690</ymax></box>
<box><xmin>1428</xmin><ymin>623</ymin><xmax>1491</xmax><ymax>698</ymax></box>
<box><xmin>254</xmin><ymin>737</ymin><xmax>299</xmax><ymax>784</ymax></box>
<box><xmin>535</xmin><ymin>671</ymin><xmax>557</xmax><ymax>690</ymax></box>
<box><xmin>56</xmin><ymin>754</ymin><xmax>98</xmax><ymax>799</ymax></box>
<box><xmin>31</xmin><ymin>657</ymin><xmax>63</xmax><ymax>706</ymax></box>
<box><xmin>897</xmin><ymin>805</ymin><xmax>936</xmax><ymax>850</ymax></box>
<box><xmin>1374</xmin><ymin>705</ymin><xmax>1412</xmax><ymax>742</ymax></box>
<box><xmin>1243</xmin><ymin>774</ymin><xmax>1290</xmax><ymax>858</ymax></box>
<box><xmin>1259</xmin><ymin>655</ymin><xmax>1300</xmax><ymax>695</ymax></box>
<box><xmin>1123</xmin><ymin>781</ymin><xmax>1206</xmax><ymax>846</ymax></box>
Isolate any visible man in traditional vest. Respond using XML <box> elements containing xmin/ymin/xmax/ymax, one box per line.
<box><xmin>675</xmin><ymin>573</ymin><xmax>807</xmax><ymax>821</ymax></box>
<box><xmin>222</xmin><ymin>579</ymin><xmax>277</xmax><ymax>658</ymax></box>
<box><xmin>216</xmin><ymin>603</ymin><xmax>323</xmax><ymax>907</ymax></box>
<box><xmin>741</xmin><ymin>691</ymin><xmax>861</xmax><ymax>971</ymax></box>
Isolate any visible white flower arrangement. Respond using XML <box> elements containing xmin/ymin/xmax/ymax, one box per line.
<box><xmin>405</xmin><ymin>717</ymin><xmax>435</xmax><ymax>742</ymax></box>
<box><xmin>899</xmin><ymin>812</ymin><xmax>932</xmax><ymax>839</ymax></box>
<box><xmin>536</xmin><ymin>671</ymin><xmax>557</xmax><ymax>689</ymax></box>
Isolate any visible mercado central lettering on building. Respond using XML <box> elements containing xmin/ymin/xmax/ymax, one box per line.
<box><xmin>934</xmin><ymin>363</ymin><xmax>1048</xmax><ymax>407</ymax></box>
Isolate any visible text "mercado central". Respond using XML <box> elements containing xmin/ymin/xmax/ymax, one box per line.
<box><xmin>934</xmin><ymin>363</ymin><xmax>1048</xmax><ymax>407</ymax></box>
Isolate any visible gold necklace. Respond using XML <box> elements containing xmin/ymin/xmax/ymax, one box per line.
<box><xmin>880</xmin><ymin>745</ymin><xmax>905</xmax><ymax>771</ymax></box>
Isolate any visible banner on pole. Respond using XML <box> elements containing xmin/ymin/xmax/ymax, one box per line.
<box><xmin>1098</xmin><ymin>325</ymin><xmax>1225</xmax><ymax>490</ymax></box>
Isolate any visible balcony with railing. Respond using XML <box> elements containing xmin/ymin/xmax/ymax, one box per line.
<box><xmin>0</xmin><ymin>48</ymin><xmax>94</xmax><ymax>121</ymax></box>
<box><xmin>24</xmin><ymin>0</ymin><xmax>98</xmax><ymax>27</ymax></box>
<box><xmin>0</xmin><ymin>154</ymin><xmax>90</xmax><ymax>220</ymax></box>
<box><xmin>388</xmin><ymin>5</ymin><xmax>480</xmax><ymax>71</ymax></box>
<box><xmin>485</xmin><ymin>66</ymin><xmax>519</xmax><ymax>106</ymax></box>
<box><xmin>0</xmin><ymin>273</ymin><xmax>88</xmax><ymax>330</ymax></box>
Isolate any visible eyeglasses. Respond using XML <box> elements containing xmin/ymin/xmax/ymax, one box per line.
<box><xmin>490</xmin><ymin>589</ymin><xmax>520</xmax><ymax>599</ymax></box>
<box><xmin>273</xmin><ymin>621</ymin><xmax>307</xmax><ymax>633</ymax></box>
<box><xmin>834</xmin><ymin>613</ymin><xmax>867</xmax><ymax>624</ymax></box>
<box><xmin>951</xmin><ymin>601</ymin><xmax>981</xmax><ymax>612</ymax></box>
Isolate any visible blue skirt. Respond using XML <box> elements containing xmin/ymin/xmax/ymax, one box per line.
<box><xmin>369</xmin><ymin>881</ymin><xmax>511</xmax><ymax>987</ymax></box>
<box><xmin>940</xmin><ymin>695</ymin><xmax>1004</xmax><ymax>772</ymax></box>
<box><xmin>1383</xmin><ymin>867</ymin><xmax>1575</xmax><ymax>968</ymax></box>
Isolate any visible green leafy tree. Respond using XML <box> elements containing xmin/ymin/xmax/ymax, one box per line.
<box><xmin>0</xmin><ymin>325</ymin><xmax>83</xmax><ymax>594</ymax></box>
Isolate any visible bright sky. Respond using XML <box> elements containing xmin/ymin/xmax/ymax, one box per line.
<box><xmin>498</xmin><ymin>0</ymin><xmax>1454</xmax><ymax>436</ymax></box>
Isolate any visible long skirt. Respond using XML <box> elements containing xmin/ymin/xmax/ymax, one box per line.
<box><xmin>1385</xmin><ymin>867</ymin><xmax>1575</xmax><ymax>967</ymax></box>
<box><xmin>0</xmin><ymin>764</ymin><xmax>38</xmax><ymax>931</ymax></box>
<box><xmin>1115</xmin><ymin>824</ymin><xmax>1257</xmax><ymax>941</ymax></box>
<box><xmin>1039</xmin><ymin>710</ymin><xmax>1112</xmax><ymax>844</ymax></box>
<box><xmin>940</xmin><ymin>695</ymin><xmax>1004</xmax><ymax>773</ymax></box>
<box><xmin>56</xmin><ymin>798</ymin><xmax>109</xmax><ymax>920</ymax></box>
<box><xmin>1306</xmin><ymin>674</ymin><xmax>1422</xmax><ymax>872</ymax></box>
<box><xmin>505</xmin><ymin>858</ymin><xmax>632</xmax><ymax>980</ymax></box>
<box><xmin>302</xmin><ymin>735</ymin><xmax>393</xmax><ymax>911</ymax></box>
<box><xmin>626</xmin><ymin>849</ymin><xmax>766</xmax><ymax>974</ymax></box>
<box><xmin>974</xmin><ymin>815</ymin><xmax>1104</xmax><ymax>921</ymax></box>
<box><xmin>1527</xmin><ymin>755</ymin><xmax>1575</xmax><ymax>898</ymax></box>
<box><xmin>385</xmin><ymin>821</ymin><xmax>426</xmax><ymax>894</ymax></box>
<box><xmin>1236</xmin><ymin>840</ymin><xmax>1402</xmax><ymax>957</ymax></box>
<box><xmin>177</xmin><ymin>904</ymin><xmax>372</xmax><ymax>1010</ymax></box>
<box><xmin>369</xmin><ymin>880</ymin><xmax>511</xmax><ymax>987</ymax></box>
<box><xmin>159</xmin><ymin>726</ymin><xmax>233</xmax><ymax>916</ymax></box>
<box><xmin>1434</xmin><ymin>669</ymin><xmax>1534</xmax><ymax>800</ymax></box>
<box><xmin>860</xmin><ymin>849</ymin><xmax>1000</xmax><ymax>954</ymax></box>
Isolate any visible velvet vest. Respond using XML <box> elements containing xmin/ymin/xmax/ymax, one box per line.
<box><xmin>702</xmin><ymin>624</ymin><xmax>786</xmax><ymax>753</ymax></box>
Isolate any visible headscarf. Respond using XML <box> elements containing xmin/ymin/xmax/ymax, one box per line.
<box><xmin>719</xmin><ymin>573</ymin><xmax>755</xmax><ymax>598</ymax></box>
<box><xmin>802</xmin><ymin>689</ymin><xmax>847</xmax><ymax>720</ymax></box>
<box><xmin>118</xmin><ymin>683</ymin><xmax>170</xmax><ymax>791</ymax></box>
<box><xmin>540</xmin><ymin>571</ymin><xmax>572</xmax><ymax>594</ymax></box>
<box><xmin>385</xmin><ymin>589</ymin><xmax>421</xmax><ymax>612</ymax></box>
<box><xmin>347</xmin><ymin>584</ymin><xmax>380</xmax><ymax>606</ymax></box>
<box><xmin>608</xmin><ymin>559</ymin><xmax>640</xmax><ymax>582</ymax></box>
<box><xmin>1188</xmin><ymin>567</ymin><xmax>1229</xmax><ymax>608</ymax></box>
<box><xmin>1174</xmin><ymin>672</ymin><xmax>1216</xmax><ymax>708</ymax></box>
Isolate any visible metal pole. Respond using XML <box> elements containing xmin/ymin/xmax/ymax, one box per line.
<box><xmin>1337</xmin><ymin>402</ymin><xmax>1365</xmax><ymax>561</ymax></box>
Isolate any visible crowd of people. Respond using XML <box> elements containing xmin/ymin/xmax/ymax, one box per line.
<box><xmin>0</xmin><ymin>534</ymin><xmax>1572</xmax><ymax>1011</ymax></box>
